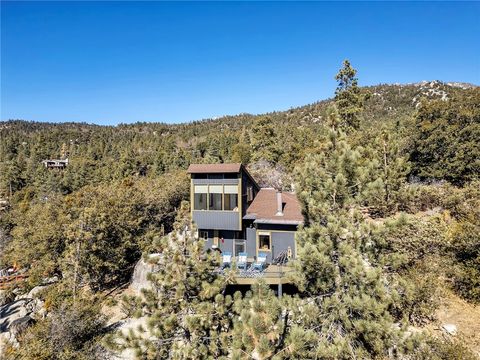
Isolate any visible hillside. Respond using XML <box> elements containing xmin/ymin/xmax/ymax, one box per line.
<box><xmin>0</xmin><ymin>80</ymin><xmax>476</xmax><ymax>198</ymax></box>
<box><xmin>0</xmin><ymin>76</ymin><xmax>479</xmax><ymax>359</ymax></box>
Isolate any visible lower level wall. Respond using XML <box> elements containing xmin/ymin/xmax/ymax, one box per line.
<box><xmin>200</xmin><ymin>226</ymin><xmax>297</xmax><ymax>263</ymax></box>
<box><xmin>201</xmin><ymin>229</ymin><xmax>237</xmax><ymax>255</ymax></box>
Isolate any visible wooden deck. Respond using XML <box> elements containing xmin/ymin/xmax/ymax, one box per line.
<box><xmin>232</xmin><ymin>264</ymin><xmax>295</xmax><ymax>285</ymax></box>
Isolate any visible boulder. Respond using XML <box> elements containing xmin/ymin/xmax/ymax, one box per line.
<box><xmin>130</xmin><ymin>254</ymin><xmax>161</xmax><ymax>293</ymax></box>
<box><xmin>0</xmin><ymin>298</ymin><xmax>33</xmax><ymax>333</ymax></box>
<box><xmin>442</xmin><ymin>323</ymin><xmax>457</xmax><ymax>335</ymax></box>
<box><xmin>27</xmin><ymin>284</ymin><xmax>49</xmax><ymax>299</ymax></box>
<box><xmin>9</xmin><ymin>315</ymin><xmax>35</xmax><ymax>336</ymax></box>
<box><xmin>42</xmin><ymin>276</ymin><xmax>59</xmax><ymax>285</ymax></box>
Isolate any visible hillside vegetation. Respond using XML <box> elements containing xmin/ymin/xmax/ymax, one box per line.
<box><xmin>0</xmin><ymin>62</ymin><xmax>479</xmax><ymax>359</ymax></box>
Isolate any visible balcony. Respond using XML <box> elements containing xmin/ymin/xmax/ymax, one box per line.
<box><xmin>232</xmin><ymin>264</ymin><xmax>294</xmax><ymax>285</ymax></box>
<box><xmin>215</xmin><ymin>251</ymin><xmax>294</xmax><ymax>285</ymax></box>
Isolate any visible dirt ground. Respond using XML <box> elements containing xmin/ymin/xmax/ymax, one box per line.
<box><xmin>432</xmin><ymin>290</ymin><xmax>480</xmax><ymax>355</ymax></box>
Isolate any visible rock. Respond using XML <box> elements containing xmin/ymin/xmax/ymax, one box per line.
<box><xmin>0</xmin><ymin>331</ymin><xmax>19</xmax><ymax>355</ymax></box>
<box><xmin>27</xmin><ymin>284</ymin><xmax>49</xmax><ymax>299</ymax></box>
<box><xmin>130</xmin><ymin>254</ymin><xmax>161</xmax><ymax>293</ymax></box>
<box><xmin>42</xmin><ymin>276</ymin><xmax>59</xmax><ymax>285</ymax></box>
<box><xmin>9</xmin><ymin>315</ymin><xmax>35</xmax><ymax>336</ymax></box>
<box><xmin>0</xmin><ymin>298</ymin><xmax>33</xmax><ymax>333</ymax></box>
<box><xmin>442</xmin><ymin>323</ymin><xmax>457</xmax><ymax>335</ymax></box>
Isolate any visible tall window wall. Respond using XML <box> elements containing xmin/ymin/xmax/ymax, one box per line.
<box><xmin>194</xmin><ymin>184</ymin><xmax>239</xmax><ymax>211</ymax></box>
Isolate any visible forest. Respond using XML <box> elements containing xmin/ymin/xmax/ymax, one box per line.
<box><xmin>0</xmin><ymin>61</ymin><xmax>479</xmax><ymax>359</ymax></box>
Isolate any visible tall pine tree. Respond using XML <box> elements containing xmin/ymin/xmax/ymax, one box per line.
<box><xmin>334</xmin><ymin>60</ymin><xmax>367</xmax><ymax>130</ymax></box>
<box><xmin>113</xmin><ymin>202</ymin><xmax>234</xmax><ymax>359</ymax></box>
<box><xmin>361</xmin><ymin>130</ymin><xmax>411</xmax><ymax>216</ymax></box>
<box><xmin>293</xmin><ymin>108</ymin><xmax>406</xmax><ymax>358</ymax></box>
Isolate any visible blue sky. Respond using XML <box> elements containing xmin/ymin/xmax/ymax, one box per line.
<box><xmin>1</xmin><ymin>1</ymin><xmax>479</xmax><ymax>125</ymax></box>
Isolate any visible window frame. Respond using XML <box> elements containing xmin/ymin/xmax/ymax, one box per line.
<box><xmin>192</xmin><ymin>183</ymin><xmax>240</xmax><ymax>212</ymax></box>
<box><xmin>199</xmin><ymin>230</ymin><xmax>208</xmax><ymax>240</ymax></box>
<box><xmin>193</xmin><ymin>185</ymin><xmax>208</xmax><ymax>210</ymax></box>
<box><xmin>208</xmin><ymin>184</ymin><xmax>223</xmax><ymax>210</ymax></box>
<box><xmin>223</xmin><ymin>185</ymin><xmax>239</xmax><ymax>211</ymax></box>
<box><xmin>257</xmin><ymin>231</ymin><xmax>272</xmax><ymax>252</ymax></box>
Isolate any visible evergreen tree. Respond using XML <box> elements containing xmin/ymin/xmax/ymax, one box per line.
<box><xmin>250</xmin><ymin>116</ymin><xmax>280</xmax><ymax>163</ymax></box>
<box><xmin>294</xmin><ymin>109</ymin><xmax>405</xmax><ymax>358</ymax></box>
<box><xmin>361</xmin><ymin>130</ymin><xmax>411</xmax><ymax>216</ymax></box>
<box><xmin>410</xmin><ymin>88</ymin><xmax>480</xmax><ymax>185</ymax></box>
<box><xmin>231</xmin><ymin>127</ymin><xmax>252</xmax><ymax>164</ymax></box>
<box><xmin>231</xmin><ymin>142</ymin><xmax>252</xmax><ymax>164</ymax></box>
<box><xmin>334</xmin><ymin>60</ymin><xmax>367</xmax><ymax>130</ymax></box>
<box><xmin>231</xmin><ymin>282</ymin><xmax>287</xmax><ymax>360</ymax></box>
<box><xmin>113</xmin><ymin>202</ymin><xmax>233</xmax><ymax>359</ymax></box>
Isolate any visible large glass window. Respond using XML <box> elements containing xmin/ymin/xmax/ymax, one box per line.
<box><xmin>258</xmin><ymin>232</ymin><xmax>271</xmax><ymax>251</ymax></box>
<box><xmin>194</xmin><ymin>185</ymin><xmax>208</xmax><ymax>210</ymax></box>
<box><xmin>209</xmin><ymin>185</ymin><xmax>223</xmax><ymax>210</ymax></box>
<box><xmin>224</xmin><ymin>185</ymin><xmax>238</xmax><ymax>211</ymax></box>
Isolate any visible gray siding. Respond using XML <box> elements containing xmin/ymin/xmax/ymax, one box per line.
<box><xmin>271</xmin><ymin>232</ymin><xmax>296</xmax><ymax>261</ymax></box>
<box><xmin>246</xmin><ymin>227</ymin><xmax>257</xmax><ymax>258</ymax></box>
<box><xmin>245</xmin><ymin>228</ymin><xmax>296</xmax><ymax>263</ymax></box>
<box><xmin>193</xmin><ymin>211</ymin><xmax>240</xmax><ymax>230</ymax></box>
<box><xmin>201</xmin><ymin>230</ymin><xmax>238</xmax><ymax>254</ymax></box>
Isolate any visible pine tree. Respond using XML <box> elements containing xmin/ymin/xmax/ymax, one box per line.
<box><xmin>334</xmin><ymin>60</ymin><xmax>367</xmax><ymax>130</ymax></box>
<box><xmin>360</xmin><ymin>129</ymin><xmax>411</xmax><ymax>216</ymax></box>
<box><xmin>114</xmin><ymin>202</ymin><xmax>233</xmax><ymax>359</ymax></box>
<box><xmin>231</xmin><ymin>282</ymin><xmax>287</xmax><ymax>360</ymax></box>
<box><xmin>293</xmin><ymin>108</ymin><xmax>405</xmax><ymax>358</ymax></box>
<box><xmin>250</xmin><ymin>116</ymin><xmax>280</xmax><ymax>163</ymax></box>
<box><xmin>231</xmin><ymin>127</ymin><xmax>252</xmax><ymax>164</ymax></box>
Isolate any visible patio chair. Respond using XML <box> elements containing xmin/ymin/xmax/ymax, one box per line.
<box><xmin>221</xmin><ymin>251</ymin><xmax>232</xmax><ymax>269</ymax></box>
<box><xmin>237</xmin><ymin>252</ymin><xmax>248</xmax><ymax>270</ymax></box>
<box><xmin>251</xmin><ymin>252</ymin><xmax>268</xmax><ymax>271</ymax></box>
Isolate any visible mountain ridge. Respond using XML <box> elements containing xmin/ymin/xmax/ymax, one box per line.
<box><xmin>1</xmin><ymin>80</ymin><xmax>477</xmax><ymax>128</ymax></box>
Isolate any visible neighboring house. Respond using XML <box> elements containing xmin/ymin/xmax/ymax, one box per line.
<box><xmin>42</xmin><ymin>158</ymin><xmax>69</xmax><ymax>169</ymax></box>
<box><xmin>187</xmin><ymin>163</ymin><xmax>303</xmax><ymax>264</ymax></box>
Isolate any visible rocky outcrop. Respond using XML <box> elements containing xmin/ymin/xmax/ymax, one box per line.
<box><xmin>130</xmin><ymin>253</ymin><xmax>161</xmax><ymax>292</ymax></box>
<box><xmin>0</xmin><ymin>278</ymin><xmax>57</xmax><ymax>357</ymax></box>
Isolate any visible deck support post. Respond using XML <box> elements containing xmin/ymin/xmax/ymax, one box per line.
<box><xmin>278</xmin><ymin>263</ymin><xmax>283</xmax><ymax>298</ymax></box>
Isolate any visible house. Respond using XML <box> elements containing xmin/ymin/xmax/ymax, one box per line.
<box><xmin>42</xmin><ymin>158</ymin><xmax>69</xmax><ymax>169</ymax></box>
<box><xmin>187</xmin><ymin>163</ymin><xmax>303</xmax><ymax>265</ymax></box>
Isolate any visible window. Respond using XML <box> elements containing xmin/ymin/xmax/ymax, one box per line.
<box><xmin>235</xmin><ymin>240</ymin><xmax>246</xmax><ymax>256</ymax></box>
<box><xmin>224</xmin><ymin>185</ymin><xmax>238</xmax><ymax>211</ymax></box>
<box><xmin>194</xmin><ymin>185</ymin><xmax>208</xmax><ymax>210</ymax></box>
<box><xmin>199</xmin><ymin>230</ymin><xmax>208</xmax><ymax>240</ymax></box>
<box><xmin>209</xmin><ymin>185</ymin><xmax>223</xmax><ymax>210</ymax></box>
<box><xmin>247</xmin><ymin>186</ymin><xmax>254</xmax><ymax>202</ymax></box>
<box><xmin>258</xmin><ymin>232</ymin><xmax>271</xmax><ymax>251</ymax></box>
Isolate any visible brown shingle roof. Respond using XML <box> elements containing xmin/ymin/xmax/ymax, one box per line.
<box><xmin>245</xmin><ymin>188</ymin><xmax>303</xmax><ymax>224</ymax></box>
<box><xmin>187</xmin><ymin>163</ymin><xmax>242</xmax><ymax>174</ymax></box>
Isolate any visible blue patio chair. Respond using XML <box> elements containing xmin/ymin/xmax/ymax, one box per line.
<box><xmin>221</xmin><ymin>251</ymin><xmax>232</xmax><ymax>269</ymax></box>
<box><xmin>237</xmin><ymin>252</ymin><xmax>248</xmax><ymax>270</ymax></box>
<box><xmin>251</xmin><ymin>252</ymin><xmax>268</xmax><ymax>271</ymax></box>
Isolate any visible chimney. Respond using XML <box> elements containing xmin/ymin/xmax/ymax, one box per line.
<box><xmin>275</xmin><ymin>190</ymin><xmax>283</xmax><ymax>216</ymax></box>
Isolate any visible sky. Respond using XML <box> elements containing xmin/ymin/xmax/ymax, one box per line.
<box><xmin>1</xmin><ymin>1</ymin><xmax>479</xmax><ymax>125</ymax></box>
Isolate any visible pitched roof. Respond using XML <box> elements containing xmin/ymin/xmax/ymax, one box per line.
<box><xmin>245</xmin><ymin>188</ymin><xmax>303</xmax><ymax>225</ymax></box>
<box><xmin>187</xmin><ymin>163</ymin><xmax>242</xmax><ymax>174</ymax></box>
